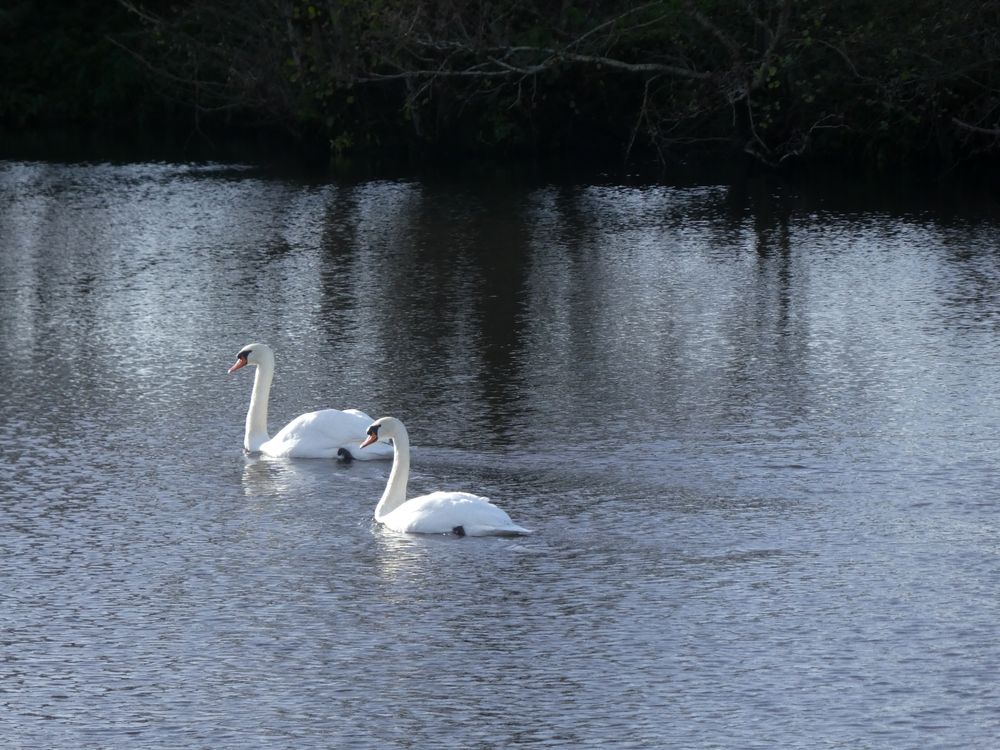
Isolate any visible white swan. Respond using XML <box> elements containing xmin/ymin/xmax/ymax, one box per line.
<box><xmin>360</xmin><ymin>416</ymin><xmax>531</xmax><ymax>536</ymax></box>
<box><xmin>228</xmin><ymin>342</ymin><xmax>392</xmax><ymax>461</ymax></box>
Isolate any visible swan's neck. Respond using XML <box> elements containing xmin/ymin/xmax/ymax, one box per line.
<box><xmin>375</xmin><ymin>427</ymin><xmax>411</xmax><ymax>521</ymax></box>
<box><xmin>244</xmin><ymin>363</ymin><xmax>273</xmax><ymax>452</ymax></box>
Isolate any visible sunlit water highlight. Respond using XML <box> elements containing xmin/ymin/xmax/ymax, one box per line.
<box><xmin>1</xmin><ymin>161</ymin><xmax>999</xmax><ymax>748</ymax></box>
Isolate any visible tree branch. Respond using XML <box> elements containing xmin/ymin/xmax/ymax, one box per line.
<box><xmin>952</xmin><ymin>117</ymin><xmax>1000</xmax><ymax>137</ymax></box>
<box><xmin>364</xmin><ymin>43</ymin><xmax>712</xmax><ymax>83</ymax></box>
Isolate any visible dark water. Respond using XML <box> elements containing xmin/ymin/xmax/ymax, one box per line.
<box><xmin>2</xmin><ymin>160</ymin><xmax>999</xmax><ymax>748</ymax></box>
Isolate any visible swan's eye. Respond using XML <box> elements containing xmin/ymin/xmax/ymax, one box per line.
<box><xmin>366</xmin><ymin>426</ymin><xmax>379</xmax><ymax>438</ymax></box>
<box><xmin>237</xmin><ymin>349</ymin><xmax>251</xmax><ymax>360</ymax></box>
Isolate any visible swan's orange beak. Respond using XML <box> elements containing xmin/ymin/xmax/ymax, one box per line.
<box><xmin>228</xmin><ymin>356</ymin><xmax>247</xmax><ymax>374</ymax></box>
<box><xmin>360</xmin><ymin>433</ymin><xmax>379</xmax><ymax>449</ymax></box>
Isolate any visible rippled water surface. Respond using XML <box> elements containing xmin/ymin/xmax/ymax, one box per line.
<box><xmin>2</xmin><ymin>160</ymin><xmax>1000</xmax><ymax>748</ymax></box>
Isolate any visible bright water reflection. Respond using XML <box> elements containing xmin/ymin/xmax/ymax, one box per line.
<box><xmin>1</xmin><ymin>160</ymin><xmax>999</xmax><ymax>748</ymax></box>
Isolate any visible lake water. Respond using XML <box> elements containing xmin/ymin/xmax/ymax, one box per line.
<box><xmin>1</xmin><ymin>159</ymin><xmax>999</xmax><ymax>749</ymax></box>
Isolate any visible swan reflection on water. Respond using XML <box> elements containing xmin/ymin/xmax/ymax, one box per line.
<box><xmin>371</xmin><ymin>529</ymin><xmax>436</xmax><ymax>589</ymax></box>
<box><xmin>240</xmin><ymin>454</ymin><xmax>308</xmax><ymax>498</ymax></box>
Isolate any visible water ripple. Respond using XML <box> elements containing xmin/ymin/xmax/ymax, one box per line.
<box><xmin>1</xmin><ymin>162</ymin><xmax>999</xmax><ymax>748</ymax></box>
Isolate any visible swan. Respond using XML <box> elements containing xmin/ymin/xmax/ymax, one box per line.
<box><xmin>360</xmin><ymin>416</ymin><xmax>531</xmax><ymax>536</ymax></box>
<box><xmin>228</xmin><ymin>342</ymin><xmax>392</xmax><ymax>461</ymax></box>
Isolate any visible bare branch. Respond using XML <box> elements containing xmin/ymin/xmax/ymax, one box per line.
<box><xmin>364</xmin><ymin>42</ymin><xmax>712</xmax><ymax>83</ymax></box>
<box><xmin>117</xmin><ymin>0</ymin><xmax>161</xmax><ymax>27</ymax></box>
<box><xmin>683</xmin><ymin>0</ymin><xmax>742</xmax><ymax>62</ymax></box>
<box><xmin>814</xmin><ymin>39</ymin><xmax>869</xmax><ymax>81</ymax></box>
<box><xmin>105</xmin><ymin>36</ymin><xmax>232</xmax><ymax>95</ymax></box>
<box><xmin>952</xmin><ymin>117</ymin><xmax>1000</xmax><ymax>137</ymax></box>
<box><xmin>563</xmin><ymin>1</ymin><xmax>666</xmax><ymax>52</ymax></box>
<box><xmin>626</xmin><ymin>74</ymin><xmax>661</xmax><ymax>162</ymax></box>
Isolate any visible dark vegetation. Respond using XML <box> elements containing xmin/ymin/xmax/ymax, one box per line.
<box><xmin>3</xmin><ymin>0</ymin><xmax>1000</xmax><ymax>171</ymax></box>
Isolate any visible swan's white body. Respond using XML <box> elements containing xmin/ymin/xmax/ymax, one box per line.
<box><xmin>229</xmin><ymin>343</ymin><xmax>392</xmax><ymax>461</ymax></box>
<box><xmin>361</xmin><ymin>417</ymin><xmax>531</xmax><ymax>536</ymax></box>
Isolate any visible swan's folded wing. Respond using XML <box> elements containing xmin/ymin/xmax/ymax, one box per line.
<box><xmin>341</xmin><ymin>408</ymin><xmax>374</xmax><ymax>421</ymax></box>
<box><xmin>388</xmin><ymin>492</ymin><xmax>531</xmax><ymax>536</ymax></box>
<box><xmin>265</xmin><ymin>408</ymin><xmax>383</xmax><ymax>459</ymax></box>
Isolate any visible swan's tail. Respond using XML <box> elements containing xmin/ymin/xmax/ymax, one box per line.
<box><xmin>461</xmin><ymin>524</ymin><xmax>533</xmax><ymax>537</ymax></box>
